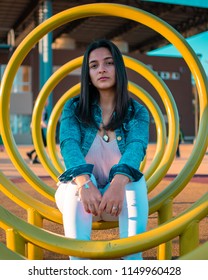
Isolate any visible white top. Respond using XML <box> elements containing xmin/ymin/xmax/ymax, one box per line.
<box><xmin>85</xmin><ymin>134</ymin><xmax>121</xmax><ymax>188</ymax></box>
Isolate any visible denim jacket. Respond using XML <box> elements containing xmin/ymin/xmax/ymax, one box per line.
<box><xmin>58</xmin><ymin>97</ymin><xmax>149</xmax><ymax>183</ymax></box>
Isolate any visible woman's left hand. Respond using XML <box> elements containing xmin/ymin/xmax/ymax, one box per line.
<box><xmin>98</xmin><ymin>174</ymin><xmax>129</xmax><ymax>216</ymax></box>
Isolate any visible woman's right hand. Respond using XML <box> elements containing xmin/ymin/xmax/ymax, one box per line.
<box><xmin>79</xmin><ymin>183</ymin><xmax>102</xmax><ymax>216</ymax></box>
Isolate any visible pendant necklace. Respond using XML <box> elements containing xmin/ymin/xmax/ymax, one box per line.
<box><xmin>103</xmin><ymin>126</ymin><xmax>109</xmax><ymax>142</ymax></box>
<box><xmin>102</xmin><ymin>109</ymin><xmax>114</xmax><ymax>142</ymax></box>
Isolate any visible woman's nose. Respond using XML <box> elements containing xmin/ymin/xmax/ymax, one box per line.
<box><xmin>98</xmin><ymin>64</ymin><xmax>106</xmax><ymax>73</ymax></box>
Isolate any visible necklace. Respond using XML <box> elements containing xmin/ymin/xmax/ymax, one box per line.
<box><xmin>101</xmin><ymin>109</ymin><xmax>114</xmax><ymax>142</ymax></box>
<box><xmin>103</xmin><ymin>127</ymin><xmax>109</xmax><ymax>142</ymax></box>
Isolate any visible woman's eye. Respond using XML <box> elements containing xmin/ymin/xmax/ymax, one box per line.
<box><xmin>106</xmin><ymin>61</ymin><xmax>114</xmax><ymax>65</ymax></box>
<box><xmin>90</xmin><ymin>64</ymin><xmax>97</xmax><ymax>69</ymax></box>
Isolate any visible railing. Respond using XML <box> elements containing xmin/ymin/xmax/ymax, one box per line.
<box><xmin>0</xmin><ymin>193</ymin><xmax>207</xmax><ymax>259</ymax></box>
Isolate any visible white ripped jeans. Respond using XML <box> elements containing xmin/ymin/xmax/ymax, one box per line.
<box><xmin>55</xmin><ymin>175</ymin><xmax>148</xmax><ymax>260</ymax></box>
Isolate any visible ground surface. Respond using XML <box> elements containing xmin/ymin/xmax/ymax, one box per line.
<box><xmin>0</xmin><ymin>143</ymin><xmax>207</xmax><ymax>260</ymax></box>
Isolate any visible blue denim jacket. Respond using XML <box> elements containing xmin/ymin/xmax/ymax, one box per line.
<box><xmin>58</xmin><ymin>97</ymin><xmax>149</xmax><ymax>183</ymax></box>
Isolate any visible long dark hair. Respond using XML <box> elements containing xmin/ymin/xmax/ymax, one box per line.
<box><xmin>77</xmin><ymin>39</ymin><xmax>130</xmax><ymax>130</ymax></box>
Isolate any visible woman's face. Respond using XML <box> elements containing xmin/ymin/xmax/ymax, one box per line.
<box><xmin>88</xmin><ymin>47</ymin><xmax>116</xmax><ymax>92</ymax></box>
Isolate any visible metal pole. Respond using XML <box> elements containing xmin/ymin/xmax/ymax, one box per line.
<box><xmin>38</xmin><ymin>0</ymin><xmax>53</xmax><ymax>114</ymax></box>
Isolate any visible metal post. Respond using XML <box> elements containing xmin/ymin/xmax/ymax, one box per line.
<box><xmin>38</xmin><ymin>0</ymin><xmax>53</xmax><ymax>114</ymax></box>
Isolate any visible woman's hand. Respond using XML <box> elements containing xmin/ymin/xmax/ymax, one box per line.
<box><xmin>79</xmin><ymin>183</ymin><xmax>102</xmax><ymax>216</ymax></box>
<box><xmin>75</xmin><ymin>176</ymin><xmax>101</xmax><ymax>215</ymax></box>
<box><xmin>98</xmin><ymin>174</ymin><xmax>129</xmax><ymax>216</ymax></box>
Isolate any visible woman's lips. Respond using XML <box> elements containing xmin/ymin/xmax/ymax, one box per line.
<box><xmin>98</xmin><ymin>76</ymin><xmax>109</xmax><ymax>81</ymax></box>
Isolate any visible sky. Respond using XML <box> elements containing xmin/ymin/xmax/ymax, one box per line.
<box><xmin>147</xmin><ymin>31</ymin><xmax>208</xmax><ymax>78</ymax></box>
<box><xmin>142</xmin><ymin>0</ymin><xmax>208</xmax><ymax>8</ymax></box>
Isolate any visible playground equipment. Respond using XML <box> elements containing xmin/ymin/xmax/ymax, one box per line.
<box><xmin>0</xmin><ymin>3</ymin><xmax>208</xmax><ymax>260</ymax></box>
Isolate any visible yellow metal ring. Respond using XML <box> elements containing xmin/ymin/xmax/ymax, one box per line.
<box><xmin>0</xmin><ymin>3</ymin><xmax>207</xmax><ymax>259</ymax></box>
<box><xmin>34</xmin><ymin>55</ymin><xmax>169</xmax><ymax>186</ymax></box>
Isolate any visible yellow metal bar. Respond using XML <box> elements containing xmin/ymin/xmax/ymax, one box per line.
<box><xmin>180</xmin><ymin>221</ymin><xmax>199</xmax><ymax>256</ymax></box>
<box><xmin>0</xmin><ymin>170</ymin><xmax>62</xmax><ymax>224</ymax></box>
<box><xmin>47</xmin><ymin>84</ymin><xmax>81</xmax><ymax>173</ymax></box>
<box><xmin>0</xmin><ymin>242</ymin><xmax>26</xmax><ymax>260</ymax></box>
<box><xmin>124</xmin><ymin>56</ymin><xmax>179</xmax><ymax>190</ymax></box>
<box><xmin>0</xmin><ymin>193</ymin><xmax>207</xmax><ymax>259</ymax></box>
<box><xmin>157</xmin><ymin>199</ymin><xmax>173</xmax><ymax>260</ymax></box>
<box><xmin>32</xmin><ymin>57</ymin><xmax>83</xmax><ymax>180</ymax></box>
<box><xmin>128</xmin><ymin>81</ymin><xmax>167</xmax><ymax>180</ymax></box>
<box><xmin>6</xmin><ymin>228</ymin><xmax>26</xmax><ymax>257</ymax></box>
<box><xmin>179</xmin><ymin>241</ymin><xmax>208</xmax><ymax>260</ymax></box>
<box><xmin>27</xmin><ymin>208</ymin><xmax>44</xmax><ymax>260</ymax></box>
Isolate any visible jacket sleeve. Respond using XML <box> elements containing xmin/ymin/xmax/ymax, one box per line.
<box><xmin>110</xmin><ymin>102</ymin><xmax>149</xmax><ymax>182</ymax></box>
<box><xmin>58</xmin><ymin>98</ymin><xmax>93</xmax><ymax>182</ymax></box>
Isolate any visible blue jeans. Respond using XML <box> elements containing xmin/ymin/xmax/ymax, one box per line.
<box><xmin>55</xmin><ymin>175</ymin><xmax>148</xmax><ymax>260</ymax></box>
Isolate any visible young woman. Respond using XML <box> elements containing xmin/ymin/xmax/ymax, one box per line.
<box><xmin>55</xmin><ymin>39</ymin><xmax>149</xmax><ymax>260</ymax></box>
